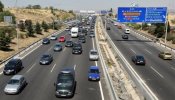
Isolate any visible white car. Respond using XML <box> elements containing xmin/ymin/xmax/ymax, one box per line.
<box><xmin>50</xmin><ymin>35</ymin><xmax>57</xmax><ymax>40</ymax></box>
<box><xmin>89</xmin><ymin>49</ymin><xmax>99</xmax><ymax>61</ymax></box>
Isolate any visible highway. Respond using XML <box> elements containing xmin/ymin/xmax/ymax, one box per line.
<box><xmin>0</xmin><ymin>27</ymin><xmax>110</xmax><ymax>100</ymax></box>
<box><xmin>103</xmin><ymin>17</ymin><xmax>175</xmax><ymax>100</ymax></box>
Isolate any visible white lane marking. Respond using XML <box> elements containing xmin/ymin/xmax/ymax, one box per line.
<box><xmin>0</xmin><ymin>71</ymin><xmax>3</xmax><ymax>75</ymax></box>
<box><xmin>21</xmin><ymin>44</ymin><xmax>42</xmax><ymax>59</ymax></box>
<box><xmin>145</xmin><ymin>49</ymin><xmax>152</xmax><ymax>54</ymax></box>
<box><xmin>63</xmin><ymin>47</ymin><xmax>66</xmax><ymax>52</ymax></box>
<box><xmin>51</xmin><ymin>64</ymin><xmax>56</xmax><ymax>73</ymax></box>
<box><xmin>93</xmin><ymin>36</ymin><xmax>104</xmax><ymax>100</ymax></box>
<box><xmin>27</xmin><ymin>63</ymin><xmax>36</xmax><ymax>73</ymax></box>
<box><xmin>171</xmin><ymin>67</ymin><xmax>175</xmax><ymax>71</ymax></box>
<box><xmin>130</xmin><ymin>48</ymin><xmax>136</xmax><ymax>54</ymax></box>
<box><xmin>150</xmin><ymin>66</ymin><xmax>164</xmax><ymax>78</ymax></box>
<box><xmin>74</xmin><ymin>64</ymin><xmax>76</xmax><ymax>70</ymax></box>
<box><xmin>47</xmin><ymin>46</ymin><xmax>53</xmax><ymax>52</ymax></box>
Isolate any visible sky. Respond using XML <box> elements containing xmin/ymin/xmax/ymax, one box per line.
<box><xmin>1</xmin><ymin>0</ymin><xmax>175</xmax><ymax>11</ymax></box>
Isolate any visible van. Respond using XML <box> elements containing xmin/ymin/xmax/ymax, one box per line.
<box><xmin>125</xmin><ymin>29</ymin><xmax>130</xmax><ymax>34</ymax></box>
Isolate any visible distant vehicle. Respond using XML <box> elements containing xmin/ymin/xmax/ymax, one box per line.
<box><xmin>82</xmin><ymin>29</ymin><xmax>88</xmax><ymax>35</ymax></box>
<box><xmin>89</xmin><ymin>32</ymin><xmax>95</xmax><ymax>38</ymax></box>
<box><xmin>50</xmin><ymin>35</ymin><xmax>57</xmax><ymax>40</ymax></box>
<box><xmin>89</xmin><ymin>49</ymin><xmax>99</xmax><ymax>61</ymax></box>
<box><xmin>114</xmin><ymin>22</ymin><xmax>117</xmax><ymax>26</ymax></box>
<box><xmin>40</xmin><ymin>54</ymin><xmax>53</xmax><ymax>65</ymax></box>
<box><xmin>54</xmin><ymin>68</ymin><xmax>76</xmax><ymax>98</ymax></box>
<box><xmin>58</xmin><ymin>36</ymin><xmax>65</xmax><ymax>42</ymax></box>
<box><xmin>65</xmin><ymin>27</ymin><xmax>70</xmax><ymax>31</ymax></box>
<box><xmin>106</xmin><ymin>27</ymin><xmax>110</xmax><ymax>30</ymax></box>
<box><xmin>4</xmin><ymin>75</ymin><xmax>27</xmax><ymax>94</ymax></box>
<box><xmin>71</xmin><ymin>27</ymin><xmax>79</xmax><ymax>38</ymax></box>
<box><xmin>159</xmin><ymin>52</ymin><xmax>173</xmax><ymax>60</ymax></box>
<box><xmin>88</xmin><ymin>66</ymin><xmax>100</xmax><ymax>81</ymax></box>
<box><xmin>65</xmin><ymin>40</ymin><xmax>73</xmax><ymax>47</ymax></box>
<box><xmin>117</xmin><ymin>25</ymin><xmax>122</xmax><ymax>29</ymax></box>
<box><xmin>54</xmin><ymin>43</ymin><xmax>62</xmax><ymax>52</ymax></box>
<box><xmin>3</xmin><ymin>59</ymin><xmax>23</xmax><ymax>75</ymax></box>
<box><xmin>72</xmin><ymin>43</ymin><xmax>82</xmax><ymax>54</ymax></box>
<box><xmin>122</xmin><ymin>35</ymin><xmax>128</xmax><ymax>39</ymax></box>
<box><xmin>132</xmin><ymin>55</ymin><xmax>146</xmax><ymax>65</ymax></box>
<box><xmin>78</xmin><ymin>35</ymin><xmax>86</xmax><ymax>43</ymax></box>
<box><xmin>125</xmin><ymin>29</ymin><xmax>130</xmax><ymax>34</ymax></box>
<box><xmin>42</xmin><ymin>38</ymin><xmax>50</xmax><ymax>44</ymax></box>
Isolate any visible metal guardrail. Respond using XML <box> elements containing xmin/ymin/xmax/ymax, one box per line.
<box><xmin>0</xmin><ymin>28</ymin><xmax>66</xmax><ymax>67</ymax></box>
<box><xmin>100</xmin><ymin>17</ymin><xmax>158</xmax><ymax>100</ymax></box>
<box><xmin>95</xmin><ymin>17</ymin><xmax>119</xmax><ymax>100</ymax></box>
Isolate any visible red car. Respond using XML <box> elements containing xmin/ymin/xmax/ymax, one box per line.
<box><xmin>58</xmin><ymin>36</ymin><xmax>65</xmax><ymax>42</ymax></box>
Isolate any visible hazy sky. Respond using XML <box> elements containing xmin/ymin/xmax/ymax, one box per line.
<box><xmin>1</xmin><ymin>0</ymin><xmax>175</xmax><ymax>11</ymax></box>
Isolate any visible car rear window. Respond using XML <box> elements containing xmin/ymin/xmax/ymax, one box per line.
<box><xmin>90</xmin><ymin>69</ymin><xmax>99</xmax><ymax>73</ymax></box>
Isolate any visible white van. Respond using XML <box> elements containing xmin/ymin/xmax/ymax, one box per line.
<box><xmin>71</xmin><ymin>27</ymin><xmax>78</xmax><ymax>38</ymax></box>
<box><xmin>125</xmin><ymin>29</ymin><xmax>130</xmax><ymax>34</ymax></box>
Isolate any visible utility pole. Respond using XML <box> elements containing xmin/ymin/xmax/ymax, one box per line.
<box><xmin>164</xmin><ymin>10</ymin><xmax>168</xmax><ymax>44</ymax></box>
<box><xmin>15</xmin><ymin>0</ymin><xmax>19</xmax><ymax>52</ymax></box>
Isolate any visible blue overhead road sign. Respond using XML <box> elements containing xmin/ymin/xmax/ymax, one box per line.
<box><xmin>145</xmin><ymin>7</ymin><xmax>167</xmax><ymax>23</ymax></box>
<box><xmin>117</xmin><ymin>7</ymin><xmax>167</xmax><ymax>23</ymax></box>
<box><xmin>117</xmin><ymin>7</ymin><xmax>146</xmax><ymax>22</ymax></box>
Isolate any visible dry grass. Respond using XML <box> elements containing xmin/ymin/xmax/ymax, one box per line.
<box><xmin>168</xmin><ymin>14</ymin><xmax>175</xmax><ymax>26</ymax></box>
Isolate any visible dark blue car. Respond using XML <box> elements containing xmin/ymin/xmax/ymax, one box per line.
<box><xmin>88</xmin><ymin>66</ymin><xmax>100</xmax><ymax>81</ymax></box>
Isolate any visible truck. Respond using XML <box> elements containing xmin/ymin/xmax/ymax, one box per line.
<box><xmin>71</xmin><ymin>27</ymin><xmax>78</xmax><ymax>38</ymax></box>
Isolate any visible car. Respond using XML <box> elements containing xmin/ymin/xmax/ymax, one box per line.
<box><xmin>50</xmin><ymin>35</ymin><xmax>57</xmax><ymax>40</ymax></box>
<box><xmin>89</xmin><ymin>49</ymin><xmax>99</xmax><ymax>61</ymax></box>
<box><xmin>122</xmin><ymin>35</ymin><xmax>128</xmax><ymax>39</ymax></box>
<box><xmin>42</xmin><ymin>38</ymin><xmax>50</xmax><ymax>44</ymax></box>
<box><xmin>131</xmin><ymin>55</ymin><xmax>146</xmax><ymax>65</ymax></box>
<box><xmin>72</xmin><ymin>43</ymin><xmax>82</xmax><ymax>54</ymax></box>
<box><xmin>65</xmin><ymin>40</ymin><xmax>73</xmax><ymax>47</ymax></box>
<box><xmin>4</xmin><ymin>75</ymin><xmax>27</xmax><ymax>94</ymax></box>
<box><xmin>54</xmin><ymin>68</ymin><xmax>76</xmax><ymax>98</ymax></box>
<box><xmin>88</xmin><ymin>66</ymin><xmax>100</xmax><ymax>81</ymax></box>
<box><xmin>39</xmin><ymin>54</ymin><xmax>53</xmax><ymax>65</ymax></box>
<box><xmin>82</xmin><ymin>29</ymin><xmax>88</xmax><ymax>35</ymax></box>
<box><xmin>78</xmin><ymin>35</ymin><xmax>86</xmax><ymax>43</ymax></box>
<box><xmin>106</xmin><ymin>27</ymin><xmax>110</xmax><ymax>30</ymax></box>
<box><xmin>117</xmin><ymin>25</ymin><xmax>122</xmax><ymax>29</ymax></box>
<box><xmin>3</xmin><ymin>59</ymin><xmax>23</xmax><ymax>75</ymax></box>
<box><xmin>58</xmin><ymin>36</ymin><xmax>65</xmax><ymax>42</ymax></box>
<box><xmin>125</xmin><ymin>29</ymin><xmax>130</xmax><ymax>34</ymax></box>
<box><xmin>89</xmin><ymin>32</ymin><xmax>95</xmax><ymax>38</ymax></box>
<box><xmin>159</xmin><ymin>51</ymin><xmax>173</xmax><ymax>60</ymax></box>
<box><xmin>65</xmin><ymin>27</ymin><xmax>70</xmax><ymax>31</ymax></box>
<box><xmin>54</xmin><ymin>43</ymin><xmax>62</xmax><ymax>51</ymax></box>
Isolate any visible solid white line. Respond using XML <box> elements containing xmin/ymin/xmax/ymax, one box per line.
<box><xmin>171</xmin><ymin>67</ymin><xmax>175</xmax><ymax>71</ymax></box>
<box><xmin>0</xmin><ymin>71</ymin><xmax>3</xmax><ymax>75</ymax></box>
<box><xmin>92</xmin><ymin>38</ymin><xmax>95</xmax><ymax>49</ymax></box>
<box><xmin>27</xmin><ymin>63</ymin><xmax>36</xmax><ymax>73</ymax></box>
<box><xmin>150</xmin><ymin>66</ymin><xmax>164</xmax><ymax>78</ymax></box>
<box><xmin>145</xmin><ymin>49</ymin><xmax>152</xmax><ymax>54</ymax></box>
<box><xmin>130</xmin><ymin>48</ymin><xmax>136</xmax><ymax>54</ymax></box>
<box><xmin>74</xmin><ymin>64</ymin><xmax>76</xmax><ymax>70</ymax></box>
<box><xmin>47</xmin><ymin>46</ymin><xmax>53</xmax><ymax>52</ymax></box>
<box><xmin>63</xmin><ymin>48</ymin><xmax>66</xmax><ymax>52</ymax></box>
<box><xmin>51</xmin><ymin>64</ymin><xmax>56</xmax><ymax>73</ymax></box>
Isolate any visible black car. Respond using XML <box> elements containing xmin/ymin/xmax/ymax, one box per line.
<box><xmin>55</xmin><ymin>68</ymin><xmax>76</xmax><ymax>98</ymax></box>
<box><xmin>65</xmin><ymin>41</ymin><xmax>73</xmax><ymax>47</ymax></box>
<box><xmin>106</xmin><ymin>27</ymin><xmax>110</xmax><ymax>30</ymax></box>
<box><xmin>78</xmin><ymin>35</ymin><xmax>86</xmax><ymax>43</ymax></box>
<box><xmin>42</xmin><ymin>38</ymin><xmax>50</xmax><ymax>44</ymax></box>
<box><xmin>132</xmin><ymin>55</ymin><xmax>146</xmax><ymax>65</ymax></box>
<box><xmin>40</xmin><ymin>54</ymin><xmax>53</xmax><ymax>65</ymax></box>
<box><xmin>3</xmin><ymin>59</ymin><xmax>23</xmax><ymax>75</ymax></box>
<box><xmin>122</xmin><ymin>35</ymin><xmax>128</xmax><ymax>39</ymax></box>
<box><xmin>72</xmin><ymin>43</ymin><xmax>82</xmax><ymax>54</ymax></box>
<box><xmin>82</xmin><ymin>29</ymin><xmax>88</xmax><ymax>35</ymax></box>
<box><xmin>89</xmin><ymin>32</ymin><xmax>95</xmax><ymax>38</ymax></box>
<box><xmin>54</xmin><ymin>43</ymin><xmax>62</xmax><ymax>51</ymax></box>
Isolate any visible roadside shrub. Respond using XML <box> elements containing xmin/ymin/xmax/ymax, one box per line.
<box><xmin>166</xmin><ymin>34</ymin><xmax>174</xmax><ymax>41</ymax></box>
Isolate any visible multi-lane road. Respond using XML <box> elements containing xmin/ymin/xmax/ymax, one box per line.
<box><xmin>104</xmin><ymin>17</ymin><xmax>175</xmax><ymax>100</ymax></box>
<box><xmin>0</xmin><ymin>27</ymin><xmax>110</xmax><ymax>100</ymax></box>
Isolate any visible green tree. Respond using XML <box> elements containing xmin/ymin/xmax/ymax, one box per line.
<box><xmin>35</xmin><ymin>22</ymin><xmax>42</xmax><ymax>34</ymax></box>
<box><xmin>167</xmin><ymin>21</ymin><xmax>171</xmax><ymax>33</ymax></box>
<box><xmin>18</xmin><ymin>22</ymin><xmax>25</xmax><ymax>32</ymax></box>
<box><xmin>26</xmin><ymin>21</ymin><xmax>34</xmax><ymax>36</ymax></box>
<box><xmin>0</xmin><ymin>1</ymin><xmax>4</xmax><ymax>12</ymax></box>
<box><xmin>42</xmin><ymin>21</ymin><xmax>49</xmax><ymax>32</ymax></box>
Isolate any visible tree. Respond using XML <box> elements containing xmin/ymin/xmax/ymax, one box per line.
<box><xmin>35</xmin><ymin>22</ymin><xmax>42</xmax><ymax>34</ymax></box>
<box><xmin>26</xmin><ymin>5</ymin><xmax>32</xmax><ymax>9</ymax></box>
<box><xmin>26</xmin><ymin>21</ymin><xmax>34</xmax><ymax>36</ymax></box>
<box><xmin>167</xmin><ymin>21</ymin><xmax>171</xmax><ymax>33</ymax></box>
<box><xmin>0</xmin><ymin>11</ymin><xmax>16</xmax><ymax>23</ymax></box>
<box><xmin>0</xmin><ymin>1</ymin><xmax>4</xmax><ymax>12</ymax></box>
<box><xmin>18</xmin><ymin>22</ymin><xmax>25</xmax><ymax>32</ymax></box>
<box><xmin>32</xmin><ymin>5</ymin><xmax>41</xmax><ymax>9</ymax></box>
<box><xmin>42</xmin><ymin>21</ymin><xmax>49</xmax><ymax>32</ymax></box>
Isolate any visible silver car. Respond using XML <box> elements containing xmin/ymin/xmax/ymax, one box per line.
<box><xmin>50</xmin><ymin>35</ymin><xmax>57</xmax><ymax>40</ymax></box>
<box><xmin>89</xmin><ymin>49</ymin><xmax>99</xmax><ymax>61</ymax></box>
<box><xmin>4</xmin><ymin>75</ymin><xmax>27</xmax><ymax>94</ymax></box>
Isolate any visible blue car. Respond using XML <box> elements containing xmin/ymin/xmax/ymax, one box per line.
<box><xmin>88</xmin><ymin>66</ymin><xmax>100</xmax><ymax>81</ymax></box>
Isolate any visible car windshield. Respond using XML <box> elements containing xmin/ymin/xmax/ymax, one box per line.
<box><xmin>8</xmin><ymin>79</ymin><xmax>20</xmax><ymax>85</ymax></box>
<box><xmin>137</xmin><ymin>56</ymin><xmax>144</xmax><ymax>60</ymax></box>
<box><xmin>43</xmin><ymin>38</ymin><xmax>48</xmax><ymax>41</ymax></box>
<box><xmin>42</xmin><ymin>55</ymin><xmax>50</xmax><ymax>58</ymax></box>
<box><xmin>90</xmin><ymin>69</ymin><xmax>99</xmax><ymax>74</ymax></box>
<box><xmin>57</xmin><ymin>74</ymin><xmax>73</xmax><ymax>89</ymax></box>
<box><xmin>51</xmin><ymin>35</ymin><xmax>56</xmax><ymax>37</ymax></box>
<box><xmin>55</xmin><ymin>44</ymin><xmax>61</xmax><ymax>47</ymax></box>
<box><xmin>91</xmin><ymin>51</ymin><xmax>97</xmax><ymax>55</ymax></box>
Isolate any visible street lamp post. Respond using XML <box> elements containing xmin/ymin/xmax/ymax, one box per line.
<box><xmin>164</xmin><ymin>10</ymin><xmax>168</xmax><ymax>44</ymax></box>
